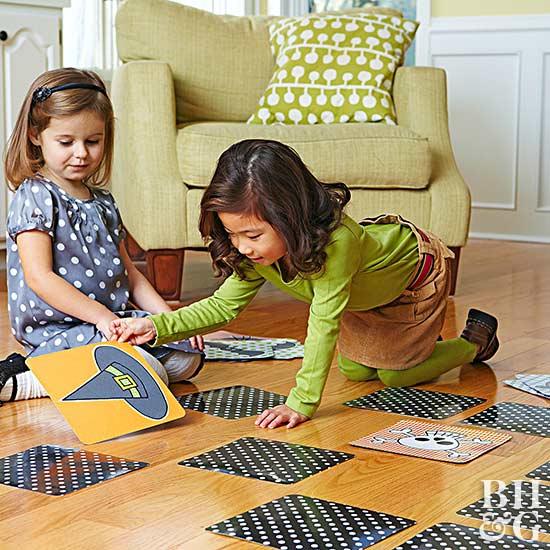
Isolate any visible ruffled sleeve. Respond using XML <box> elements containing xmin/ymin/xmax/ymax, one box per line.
<box><xmin>7</xmin><ymin>179</ymin><xmax>55</xmax><ymax>240</ymax></box>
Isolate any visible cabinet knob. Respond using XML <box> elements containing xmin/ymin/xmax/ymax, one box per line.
<box><xmin>0</xmin><ymin>31</ymin><xmax>8</xmax><ymax>42</ymax></box>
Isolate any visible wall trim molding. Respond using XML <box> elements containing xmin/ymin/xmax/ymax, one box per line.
<box><xmin>416</xmin><ymin>13</ymin><xmax>550</xmax><ymax>66</ymax></box>
<box><xmin>470</xmin><ymin>232</ymin><xmax>550</xmax><ymax>244</ymax></box>
<box><xmin>537</xmin><ymin>52</ymin><xmax>550</xmax><ymax>210</ymax></box>
<box><xmin>472</xmin><ymin>202</ymin><xmax>516</xmax><ymax>211</ymax></box>
<box><xmin>430</xmin><ymin>14</ymin><xmax>550</xmax><ymax>33</ymax></box>
<box><xmin>420</xmin><ymin>13</ymin><xmax>550</xmax><ymax>242</ymax></box>
<box><xmin>1</xmin><ymin>0</ymin><xmax>69</xmax><ymax>7</ymax></box>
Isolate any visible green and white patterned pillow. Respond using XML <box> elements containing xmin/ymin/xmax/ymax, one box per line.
<box><xmin>247</xmin><ymin>13</ymin><xmax>418</xmax><ymax>125</ymax></box>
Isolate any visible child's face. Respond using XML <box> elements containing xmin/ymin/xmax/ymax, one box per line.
<box><xmin>219</xmin><ymin>212</ymin><xmax>287</xmax><ymax>266</ymax></box>
<box><xmin>30</xmin><ymin>110</ymin><xmax>106</xmax><ymax>187</ymax></box>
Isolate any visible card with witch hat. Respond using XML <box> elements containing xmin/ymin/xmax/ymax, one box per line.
<box><xmin>27</xmin><ymin>342</ymin><xmax>185</xmax><ymax>444</ymax></box>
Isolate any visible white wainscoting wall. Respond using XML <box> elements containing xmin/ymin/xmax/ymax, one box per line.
<box><xmin>417</xmin><ymin>13</ymin><xmax>550</xmax><ymax>242</ymax></box>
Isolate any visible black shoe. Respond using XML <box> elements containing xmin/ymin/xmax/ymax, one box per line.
<box><xmin>460</xmin><ymin>309</ymin><xmax>499</xmax><ymax>362</ymax></box>
<box><xmin>0</xmin><ymin>352</ymin><xmax>29</xmax><ymax>403</ymax></box>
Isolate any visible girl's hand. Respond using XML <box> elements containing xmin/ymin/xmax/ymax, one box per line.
<box><xmin>189</xmin><ymin>335</ymin><xmax>205</xmax><ymax>352</ymax></box>
<box><xmin>188</xmin><ymin>330</ymin><xmax>249</xmax><ymax>351</ymax></box>
<box><xmin>255</xmin><ymin>404</ymin><xmax>309</xmax><ymax>429</ymax></box>
<box><xmin>96</xmin><ymin>312</ymin><xmax>120</xmax><ymax>340</ymax></box>
<box><xmin>110</xmin><ymin>317</ymin><xmax>157</xmax><ymax>345</ymax></box>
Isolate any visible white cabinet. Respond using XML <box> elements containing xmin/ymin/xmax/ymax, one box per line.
<box><xmin>0</xmin><ymin>0</ymin><xmax>68</xmax><ymax>248</ymax></box>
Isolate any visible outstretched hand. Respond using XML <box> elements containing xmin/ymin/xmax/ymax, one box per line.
<box><xmin>110</xmin><ymin>317</ymin><xmax>157</xmax><ymax>345</ymax></box>
<box><xmin>255</xmin><ymin>404</ymin><xmax>309</xmax><ymax>429</ymax></box>
<box><xmin>96</xmin><ymin>312</ymin><xmax>119</xmax><ymax>340</ymax></box>
<box><xmin>109</xmin><ymin>318</ymin><xmax>205</xmax><ymax>351</ymax></box>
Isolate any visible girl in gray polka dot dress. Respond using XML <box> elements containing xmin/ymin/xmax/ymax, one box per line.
<box><xmin>1</xmin><ymin>68</ymin><xmax>215</xmax><ymax>402</ymax></box>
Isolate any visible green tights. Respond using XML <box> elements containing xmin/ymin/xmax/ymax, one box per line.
<box><xmin>337</xmin><ymin>338</ymin><xmax>478</xmax><ymax>387</ymax></box>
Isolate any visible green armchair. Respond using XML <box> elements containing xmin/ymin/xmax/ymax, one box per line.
<box><xmin>112</xmin><ymin>0</ymin><xmax>470</xmax><ymax>300</ymax></box>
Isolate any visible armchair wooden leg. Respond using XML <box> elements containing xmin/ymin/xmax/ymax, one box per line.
<box><xmin>145</xmin><ymin>248</ymin><xmax>185</xmax><ymax>301</ymax></box>
<box><xmin>125</xmin><ymin>232</ymin><xmax>146</xmax><ymax>262</ymax></box>
<box><xmin>448</xmin><ymin>246</ymin><xmax>461</xmax><ymax>296</ymax></box>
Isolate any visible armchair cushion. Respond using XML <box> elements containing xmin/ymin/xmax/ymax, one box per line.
<box><xmin>116</xmin><ymin>0</ymin><xmax>275</xmax><ymax>123</ymax></box>
<box><xmin>175</xmin><ymin>121</ymin><xmax>430</xmax><ymax>189</ymax></box>
<box><xmin>247</xmin><ymin>13</ymin><xmax>418</xmax><ymax>125</ymax></box>
<box><xmin>116</xmin><ymin>0</ymin><xmax>404</xmax><ymax>124</ymax></box>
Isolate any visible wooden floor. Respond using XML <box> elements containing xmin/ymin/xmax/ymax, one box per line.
<box><xmin>0</xmin><ymin>239</ymin><xmax>549</xmax><ymax>549</ymax></box>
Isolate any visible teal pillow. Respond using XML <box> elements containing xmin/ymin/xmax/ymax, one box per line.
<box><xmin>248</xmin><ymin>13</ymin><xmax>418</xmax><ymax>125</ymax></box>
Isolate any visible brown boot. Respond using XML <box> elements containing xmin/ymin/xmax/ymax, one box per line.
<box><xmin>461</xmin><ymin>309</ymin><xmax>499</xmax><ymax>362</ymax></box>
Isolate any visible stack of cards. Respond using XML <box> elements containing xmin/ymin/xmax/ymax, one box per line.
<box><xmin>504</xmin><ymin>374</ymin><xmax>549</xmax><ymax>399</ymax></box>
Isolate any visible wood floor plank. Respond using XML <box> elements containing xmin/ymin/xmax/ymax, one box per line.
<box><xmin>0</xmin><ymin>240</ymin><xmax>549</xmax><ymax>549</ymax></box>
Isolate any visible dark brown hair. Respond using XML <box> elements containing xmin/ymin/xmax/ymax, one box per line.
<box><xmin>199</xmin><ymin>139</ymin><xmax>351</xmax><ymax>279</ymax></box>
<box><xmin>4</xmin><ymin>68</ymin><xmax>114</xmax><ymax>190</ymax></box>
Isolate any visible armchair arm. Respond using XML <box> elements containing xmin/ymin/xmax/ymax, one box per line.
<box><xmin>393</xmin><ymin>67</ymin><xmax>471</xmax><ymax>247</ymax></box>
<box><xmin>111</xmin><ymin>61</ymin><xmax>188</xmax><ymax>250</ymax></box>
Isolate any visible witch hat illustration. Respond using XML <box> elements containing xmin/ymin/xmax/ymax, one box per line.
<box><xmin>62</xmin><ymin>345</ymin><xmax>168</xmax><ymax>420</ymax></box>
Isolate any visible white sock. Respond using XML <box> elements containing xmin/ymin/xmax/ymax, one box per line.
<box><xmin>162</xmin><ymin>351</ymin><xmax>203</xmax><ymax>383</ymax></box>
<box><xmin>0</xmin><ymin>371</ymin><xmax>48</xmax><ymax>401</ymax></box>
<box><xmin>134</xmin><ymin>347</ymin><xmax>169</xmax><ymax>386</ymax></box>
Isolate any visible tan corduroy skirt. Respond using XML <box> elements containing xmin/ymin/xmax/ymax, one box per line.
<box><xmin>338</xmin><ymin>214</ymin><xmax>455</xmax><ymax>371</ymax></box>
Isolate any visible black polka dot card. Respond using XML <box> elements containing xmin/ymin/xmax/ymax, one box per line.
<box><xmin>203</xmin><ymin>337</ymin><xmax>304</xmax><ymax>362</ymax></box>
<box><xmin>457</xmin><ymin>481</ymin><xmax>549</xmax><ymax>535</ymax></box>
<box><xmin>350</xmin><ymin>420</ymin><xmax>511</xmax><ymax>463</ymax></box>
<box><xmin>395</xmin><ymin>522</ymin><xmax>550</xmax><ymax>549</ymax></box>
<box><xmin>206</xmin><ymin>494</ymin><xmax>415</xmax><ymax>549</ymax></box>
<box><xmin>0</xmin><ymin>445</ymin><xmax>148</xmax><ymax>496</ymax></box>
<box><xmin>460</xmin><ymin>402</ymin><xmax>550</xmax><ymax>437</ymax></box>
<box><xmin>204</xmin><ymin>339</ymin><xmax>275</xmax><ymax>361</ymax></box>
<box><xmin>527</xmin><ymin>461</ymin><xmax>550</xmax><ymax>483</ymax></box>
<box><xmin>344</xmin><ymin>387</ymin><xmax>485</xmax><ymax>419</ymax></box>
<box><xmin>179</xmin><ymin>437</ymin><xmax>353</xmax><ymax>484</ymax></box>
<box><xmin>177</xmin><ymin>385</ymin><xmax>286</xmax><ymax>419</ymax></box>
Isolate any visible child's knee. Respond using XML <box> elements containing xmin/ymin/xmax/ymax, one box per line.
<box><xmin>134</xmin><ymin>346</ymin><xmax>169</xmax><ymax>385</ymax></box>
<box><xmin>377</xmin><ymin>369</ymin><xmax>411</xmax><ymax>388</ymax></box>
<box><xmin>337</xmin><ymin>354</ymin><xmax>377</xmax><ymax>381</ymax></box>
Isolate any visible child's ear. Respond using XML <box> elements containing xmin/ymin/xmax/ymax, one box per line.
<box><xmin>28</xmin><ymin>129</ymin><xmax>41</xmax><ymax>146</ymax></box>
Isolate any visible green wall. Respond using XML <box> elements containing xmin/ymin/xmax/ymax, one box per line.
<box><xmin>432</xmin><ymin>0</ymin><xmax>550</xmax><ymax>17</ymax></box>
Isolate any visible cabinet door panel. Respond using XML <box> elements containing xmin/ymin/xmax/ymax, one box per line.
<box><xmin>0</xmin><ymin>7</ymin><xmax>61</xmax><ymax>243</ymax></box>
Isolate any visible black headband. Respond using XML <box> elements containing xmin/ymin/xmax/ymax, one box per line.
<box><xmin>32</xmin><ymin>83</ymin><xmax>108</xmax><ymax>104</ymax></box>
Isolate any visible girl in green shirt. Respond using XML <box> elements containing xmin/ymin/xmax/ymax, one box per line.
<box><xmin>111</xmin><ymin>139</ymin><xmax>499</xmax><ymax>429</ymax></box>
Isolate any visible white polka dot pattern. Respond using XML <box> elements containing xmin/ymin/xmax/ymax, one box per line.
<box><xmin>5</xmin><ymin>177</ymin><xmax>129</xmax><ymax>354</ymax></box>
<box><xmin>344</xmin><ymin>387</ymin><xmax>485</xmax><ymax>419</ymax></box>
<box><xmin>461</xmin><ymin>402</ymin><xmax>550</xmax><ymax>437</ymax></box>
<box><xmin>247</xmin><ymin>13</ymin><xmax>418</xmax><ymax>126</ymax></box>
<box><xmin>396</xmin><ymin>522</ymin><xmax>549</xmax><ymax>549</ymax></box>
<box><xmin>0</xmin><ymin>445</ymin><xmax>148</xmax><ymax>495</ymax></box>
<box><xmin>179</xmin><ymin>437</ymin><xmax>353</xmax><ymax>484</ymax></box>
<box><xmin>178</xmin><ymin>385</ymin><xmax>286</xmax><ymax>419</ymax></box>
<box><xmin>207</xmin><ymin>494</ymin><xmax>415</xmax><ymax>549</ymax></box>
<box><xmin>457</xmin><ymin>481</ymin><xmax>549</xmax><ymax>535</ymax></box>
<box><xmin>527</xmin><ymin>461</ymin><xmax>550</xmax><ymax>483</ymax></box>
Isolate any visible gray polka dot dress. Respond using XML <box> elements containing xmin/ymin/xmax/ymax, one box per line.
<box><xmin>6</xmin><ymin>176</ymin><xmax>140</xmax><ymax>357</ymax></box>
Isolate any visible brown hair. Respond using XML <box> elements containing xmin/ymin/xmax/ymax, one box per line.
<box><xmin>199</xmin><ymin>139</ymin><xmax>351</xmax><ymax>279</ymax></box>
<box><xmin>3</xmin><ymin>68</ymin><xmax>114</xmax><ymax>190</ymax></box>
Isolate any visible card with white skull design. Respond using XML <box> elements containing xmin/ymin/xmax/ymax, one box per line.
<box><xmin>350</xmin><ymin>420</ymin><xmax>511</xmax><ymax>463</ymax></box>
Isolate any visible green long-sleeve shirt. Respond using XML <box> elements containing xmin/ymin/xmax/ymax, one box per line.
<box><xmin>151</xmin><ymin>215</ymin><xmax>419</xmax><ymax>417</ymax></box>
